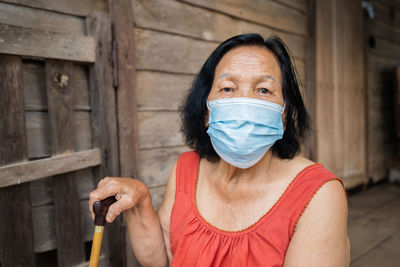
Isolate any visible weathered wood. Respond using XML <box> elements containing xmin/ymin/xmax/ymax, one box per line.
<box><xmin>25</xmin><ymin>112</ymin><xmax>51</xmax><ymax>159</ymax></box>
<box><xmin>23</xmin><ymin>61</ymin><xmax>91</xmax><ymax>111</ymax></box>
<box><xmin>72</xmin><ymin>64</ymin><xmax>91</xmax><ymax>110</ymax></box>
<box><xmin>25</xmin><ymin>111</ymin><xmax>93</xmax><ymax>159</ymax></box>
<box><xmin>30</xmin><ymin>168</ymin><xmax>95</xmax><ymax>207</ymax></box>
<box><xmin>74</xmin><ymin>111</ymin><xmax>93</xmax><ymax>151</ymax></box>
<box><xmin>135</xmin><ymin>28</ymin><xmax>306</xmax><ymax>82</ymax></box>
<box><xmin>87</xmin><ymin>11</ymin><xmax>125</xmax><ymax>267</ymax></box>
<box><xmin>46</xmin><ymin>60</ymin><xmax>85</xmax><ymax>266</ymax></box>
<box><xmin>132</xmin><ymin>0</ymin><xmax>306</xmax><ymax>59</ymax></box>
<box><xmin>136</xmin><ymin>71</ymin><xmax>193</xmax><ymax>110</ymax></box>
<box><xmin>0</xmin><ymin>148</ymin><xmax>101</xmax><ymax>187</ymax></box>
<box><xmin>351</xmin><ymin>229</ymin><xmax>400</xmax><ymax>267</ymax></box>
<box><xmin>74</xmin><ymin>255</ymin><xmax>109</xmax><ymax>267</ymax></box>
<box><xmin>0</xmin><ymin>0</ymin><xmax>108</xmax><ymax>17</ymax></box>
<box><xmin>274</xmin><ymin>0</ymin><xmax>307</xmax><ymax>12</ymax></box>
<box><xmin>302</xmin><ymin>0</ymin><xmax>316</xmax><ymax>160</ymax></box>
<box><xmin>0</xmin><ymin>1</ymin><xmax>85</xmax><ymax>34</ymax></box>
<box><xmin>178</xmin><ymin>0</ymin><xmax>307</xmax><ymax>35</ymax></box>
<box><xmin>372</xmin><ymin>0</ymin><xmax>400</xmax><ymax>27</ymax></box>
<box><xmin>149</xmin><ymin>185</ymin><xmax>166</xmax><ymax>210</ymax></box>
<box><xmin>348</xmin><ymin>196</ymin><xmax>400</xmax><ymax>262</ymax></box>
<box><xmin>23</xmin><ymin>60</ymin><xmax>47</xmax><ymax>111</ymax></box>
<box><xmin>369</xmin><ymin>20</ymin><xmax>400</xmax><ymax>45</ymax></box>
<box><xmin>0</xmin><ymin>24</ymin><xmax>95</xmax><ymax>62</ymax></box>
<box><xmin>0</xmin><ymin>55</ymin><xmax>35</xmax><ymax>266</ymax></box>
<box><xmin>370</xmin><ymin>38</ymin><xmax>400</xmax><ymax>60</ymax></box>
<box><xmin>315</xmin><ymin>0</ymin><xmax>367</xmax><ymax>188</ymax></box>
<box><xmin>32</xmin><ymin>199</ymin><xmax>97</xmax><ymax>253</ymax></box>
<box><xmin>348</xmin><ymin>184</ymin><xmax>400</xmax><ymax>222</ymax></box>
<box><xmin>138</xmin><ymin>111</ymin><xmax>183</xmax><ymax>149</ymax></box>
<box><xmin>139</xmin><ymin>146</ymin><xmax>189</xmax><ymax>187</ymax></box>
<box><xmin>112</xmin><ymin>0</ymin><xmax>140</xmax><ymax>180</ymax></box>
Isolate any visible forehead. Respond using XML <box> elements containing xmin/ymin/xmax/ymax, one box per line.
<box><xmin>215</xmin><ymin>45</ymin><xmax>281</xmax><ymax>78</ymax></box>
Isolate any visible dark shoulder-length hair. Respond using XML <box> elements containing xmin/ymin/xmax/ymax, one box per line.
<box><xmin>179</xmin><ymin>33</ymin><xmax>310</xmax><ymax>161</ymax></box>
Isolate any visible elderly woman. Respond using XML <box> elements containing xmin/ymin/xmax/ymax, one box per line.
<box><xmin>89</xmin><ymin>33</ymin><xmax>350</xmax><ymax>266</ymax></box>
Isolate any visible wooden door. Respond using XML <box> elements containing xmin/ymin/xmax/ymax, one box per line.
<box><xmin>0</xmin><ymin>1</ymin><xmax>126</xmax><ymax>266</ymax></box>
<box><xmin>315</xmin><ymin>0</ymin><xmax>367</xmax><ymax>188</ymax></box>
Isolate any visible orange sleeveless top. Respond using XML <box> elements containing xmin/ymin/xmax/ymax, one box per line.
<box><xmin>170</xmin><ymin>151</ymin><xmax>345</xmax><ymax>267</ymax></box>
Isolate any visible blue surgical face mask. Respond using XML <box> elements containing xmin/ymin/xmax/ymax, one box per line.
<box><xmin>206</xmin><ymin>97</ymin><xmax>284</xmax><ymax>169</ymax></box>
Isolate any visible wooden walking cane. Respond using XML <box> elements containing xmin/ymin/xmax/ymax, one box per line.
<box><xmin>89</xmin><ymin>196</ymin><xmax>116</xmax><ymax>267</ymax></box>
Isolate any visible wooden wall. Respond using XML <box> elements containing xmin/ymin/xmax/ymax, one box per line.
<box><xmin>131</xmin><ymin>0</ymin><xmax>310</xmax><ymax>207</ymax></box>
<box><xmin>315</xmin><ymin>0</ymin><xmax>367</xmax><ymax>189</ymax></box>
<box><xmin>366</xmin><ymin>0</ymin><xmax>400</xmax><ymax>182</ymax></box>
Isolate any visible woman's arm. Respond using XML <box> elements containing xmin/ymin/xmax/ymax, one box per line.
<box><xmin>157</xmin><ymin>162</ymin><xmax>177</xmax><ymax>264</ymax></box>
<box><xmin>89</xmin><ymin>177</ymin><xmax>168</xmax><ymax>267</ymax></box>
<box><xmin>284</xmin><ymin>180</ymin><xmax>350</xmax><ymax>267</ymax></box>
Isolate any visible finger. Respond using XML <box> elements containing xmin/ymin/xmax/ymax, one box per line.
<box><xmin>88</xmin><ymin>183</ymin><xmax>120</xmax><ymax>215</ymax></box>
<box><xmin>106</xmin><ymin>195</ymin><xmax>139</xmax><ymax>223</ymax></box>
<box><xmin>97</xmin><ymin>177</ymin><xmax>112</xmax><ymax>188</ymax></box>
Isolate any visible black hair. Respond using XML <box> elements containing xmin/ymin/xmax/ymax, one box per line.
<box><xmin>179</xmin><ymin>33</ymin><xmax>310</xmax><ymax>161</ymax></box>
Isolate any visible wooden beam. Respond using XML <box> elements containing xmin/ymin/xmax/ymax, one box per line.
<box><xmin>0</xmin><ymin>0</ymin><xmax>108</xmax><ymax>17</ymax></box>
<box><xmin>0</xmin><ymin>55</ymin><xmax>35</xmax><ymax>266</ymax></box>
<box><xmin>45</xmin><ymin>60</ymin><xmax>85</xmax><ymax>266</ymax></box>
<box><xmin>86</xmin><ymin>11</ymin><xmax>126</xmax><ymax>267</ymax></box>
<box><xmin>0</xmin><ymin>24</ymin><xmax>95</xmax><ymax>62</ymax></box>
<box><xmin>0</xmin><ymin>149</ymin><xmax>101</xmax><ymax>188</ymax></box>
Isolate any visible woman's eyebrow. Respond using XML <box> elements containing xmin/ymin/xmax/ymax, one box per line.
<box><xmin>216</xmin><ymin>73</ymin><xmax>231</xmax><ymax>80</ymax></box>
<box><xmin>263</xmin><ymin>75</ymin><xmax>277</xmax><ymax>83</ymax></box>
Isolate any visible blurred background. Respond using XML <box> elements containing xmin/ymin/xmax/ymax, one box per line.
<box><xmin>0</xmin><ymin>0</ymin><xmax>399</xmax><ymax>266</ymax></box>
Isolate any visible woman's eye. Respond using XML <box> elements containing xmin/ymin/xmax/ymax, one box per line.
<box><xmin>222</xmin><ymin>87</ymin><xmax>233</xmax><ymax>92</ymax></box>
<box><xmin>259</xmin><ymin>88</ymin><xmax>270</xmax><ymax>94</ymax></box>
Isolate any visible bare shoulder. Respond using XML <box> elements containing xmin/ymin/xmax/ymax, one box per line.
<box><xmin>283</xmin><ymin>158</ymin><xmax>350</xmax><ymax>266</ymax></box>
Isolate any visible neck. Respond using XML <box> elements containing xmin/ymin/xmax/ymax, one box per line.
<box><xmin>213</xmin><ymin>151</ymin><xmax>276</xmax><ymax>184</ymax></box>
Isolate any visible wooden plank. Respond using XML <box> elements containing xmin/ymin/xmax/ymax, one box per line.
<box><xmin>0</xmin><ymin>1</ymin><xmax>85</xmax><ymax>34</ymax></box>
<box><xmin>30</xmin><ymin>168</ymin><xmax>95</xmax><ymax>207</ymax></box>
<box><xmin>135</xmin><ymin>29</ymin><xmax>306</xmax><ymax>81</ymax></box>
<box><xmin>86</xmin><ymin>12</ymin><xmax>125</xmax><ymax>267</ymax></box>
<box><xmin>23</xmin><ymin>61</ymin><xmax>91</xmax><ymax>111</ymax></box>
<box><xmin>138</xmin><ymin>111</ymin><xmax>183</xmax><ymax>149</ymax></box>
<box><xmin>372</xmin><ymin>0</ymin><xmax>400</xmax><ymax>27</ymax></box>
<box><xmin>74</xmin><ymin>255</ymin><xmax>109</xmax><ymax>267</ymax></box>
<box><xmin>348</xmin><ymin>196</ymin><xmax>400</xmax><ymax>262</ymax></box>
<box><xmin>315</xmin><ymin>0</ymin><xmax>367</xmax><ymax>187</ymax></box>
<box><xmin>351</xmin><ymin>229</ymin><xmax>400</xmax><ymax>267</ymax></box>
<box><xmin>369</xmin><ymin>20</ymin><xmax>400</xmax><ymax>45</ymax></box>
<box><xmin>370</xmin><ymin>38</ymin><xmax>400</xmax><ymax>60</ymax></box>
<box><xmin>0</xmin><ymin>24</ymin><xmax>95</xmax><ymax>62</ymax></box>
<box><xmin>72</xmin><ymin>64</ymin><xmax>91</xmax><ymax>110</ymax></box>
<box><xmin>112</xmin><ymin>0</ymin><xmax>140</xmax><ymax>180</ymax></box>
<box><xmin>26</xmin><ymin>112</ymin><xmax>51</xmax><ymax>159</ymax></box>
<box><xmin>45</xmin><ymin>60</ymin><xmax>85</xmax><ymax>266</ymax></box>
<box><xmin>0</xmin><ymin>55</ymin><xmax>35</xmax><ymax>265</ymax></box>
<box><xmin>303</xmin><ymin>0</ymin><xmax>316</xmax><ymax>160</ymax></box>
<box><xmin>178</xmin><ymin>0</ymin><xmax>307</xmax><ymax>35</ymax></box>
<box><xmin>112</xmin><ymin>1</ymin><xmax>140</xmax><ymax>265</ymax></box>
<box><xmin>0</xmin><ymin>0</ymin><xmax>108</xmax><ymax>17</ymax></box>
<box><xmin>149</xmin><ymin>185</ymin><xmax>166</xmax><ymax>210</ymax></box>
<box><xmin>274</xmin><ymin>0</ymin><xmax>307</xmax><ymax>12</ymax></box>
<box><xmin>74</xmin><ymin>111</ymin><xmax>93</xmax><ymax>151</ymax></box>
<box><xmin>137</xmin><ymin>71</ymin><xmax>193</xmax><ymax>110</ymax></box>
<box><xmin>348</xmin><ymin>184</ymin><xmax>400</xmax><ymax>221</ymax></box>
<box><xmin>32</xmin><ymin>199</ymin><xmax>97</xmax><ymax>253</ymax></box>
<box><xmin>139</xmin><ymin>146</ymin><xmax>189</xmax><ymax>187</ymax></box>
<box><xmin>132</xmin><ymin>0</ymin><xmax>306</xmax><ymax>59</ymax></box>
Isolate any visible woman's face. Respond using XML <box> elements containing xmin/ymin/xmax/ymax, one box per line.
<box><xmin>207</xmin><ymin>45</ymin><xmax>284</xmax><ymax>106</ymax></box>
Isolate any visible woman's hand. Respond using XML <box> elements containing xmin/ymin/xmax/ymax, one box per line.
<box><xmin>89</xmin><ymin>177</ymin><xmax>150</xmax><ymax>223</ymax></box>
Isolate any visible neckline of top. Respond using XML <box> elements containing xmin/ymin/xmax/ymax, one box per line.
<box><xmin>191</xmin><ymin>156</ymin><xmax>322</xmax><ymax>237</ymax></box>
